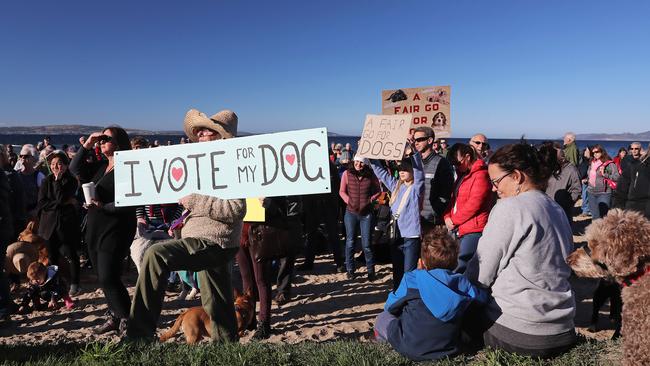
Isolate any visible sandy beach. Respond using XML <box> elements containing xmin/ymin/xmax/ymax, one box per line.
<box><xmin>0</xmin><ymin>213</ymin><xmax>616</xmax><ymax>345</ymax></box>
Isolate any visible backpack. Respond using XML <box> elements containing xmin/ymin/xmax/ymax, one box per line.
<box><xmin>602</xmin><ymin>161</ymin><xmax>619</xmax><ymax>190</ymax></box>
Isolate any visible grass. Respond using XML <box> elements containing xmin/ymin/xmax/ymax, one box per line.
<box><xmin>0</xmin><ymin>336</ymin><xmax>620</xmax><ymax>366</ymax></box>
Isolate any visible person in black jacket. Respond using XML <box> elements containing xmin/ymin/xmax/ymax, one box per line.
<box><xmin>0</xmin><ymin>168</ymin><xmax>15</xmax><ymax>324</ymax></box>
<box><xmin>37</xmin><ymin>150</ymin><xmax>81</xmax><ymax>295</ymax></box>
<box><xmin>69</xmin><ymin>126</ymin><xmax>136</xmax><ymax>335</ymax></box>
<box><xmin>613</xmin><ymin>150</ymin><xmax>650</xmax><ymax>219</ymax></box>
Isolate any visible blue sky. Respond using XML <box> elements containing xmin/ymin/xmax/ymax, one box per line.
<box><xmin>1</xmin><ymin>0</ymin><xmax>649</xmax><ymax>138</ymax></box>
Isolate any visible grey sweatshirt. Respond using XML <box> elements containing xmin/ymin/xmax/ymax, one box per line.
<box><xmin>465</xmin><ymin>190</ymin><xmax>576</xmax><ymax>336</ymax></box>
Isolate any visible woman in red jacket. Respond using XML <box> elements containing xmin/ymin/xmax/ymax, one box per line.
<box><xmin>443</xmin><ymin>143</ymin><xmax>494</xmax><ymax>273</ymax></box>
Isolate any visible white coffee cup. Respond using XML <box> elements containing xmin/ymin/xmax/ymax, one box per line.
<box><xmin>82</xmin><ymin>182</ymin><xmax>96</xmax><ymax>205</ymax></box>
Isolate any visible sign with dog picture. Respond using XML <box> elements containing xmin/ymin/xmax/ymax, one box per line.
<box><xmin>113</xmin><ymin>128</ymin><xmax>331</xmax><ymax>206</ymax></box>
<box><xmin>356</xmin><ymin>114</ymin><xmax>412</xmax><ymax>160</ymax></box>
<box><xmin>382</xmin><ymin>86</ymin><xmax>451</xmax><ymax>138</ymax></box>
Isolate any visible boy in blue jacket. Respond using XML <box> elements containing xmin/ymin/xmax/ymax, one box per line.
<box><xmin>374</xmin><ymin>225</ymin><xmax>488</xmax><ymax>361</ymax></box>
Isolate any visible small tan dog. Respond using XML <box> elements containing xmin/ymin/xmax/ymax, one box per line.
<box><xmin>159</xmin><ymin>288</ymin><xmax>255</xmax><ymax>344</ymax></box>
<box><xmin>16</xmin><ymin>220</ymin><xmax>49</xmax><ymax>265</ymax></box>
<box><xmin>567</xmin><ymin>209</ymin><xmax>650</xmax><ymax>366</ymax></box>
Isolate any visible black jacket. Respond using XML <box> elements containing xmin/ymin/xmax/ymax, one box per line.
<box><xmin>613</xmin><ymin>156</ymin><xmax>650</xmax><ymax>218</ymax></box>
<box><xmin>37</xmin><ymin>171</ymin><xmax>80</xmax><ymax>242</ymax></box>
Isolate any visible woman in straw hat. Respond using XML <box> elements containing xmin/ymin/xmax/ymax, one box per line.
<box><xmin>69</xmin><ymin>126</ymin><xmax>137</xmax><ymax>335</ymax></box>
<box><xmin>37</xmin><ymin>150</ymin><xmax>81</xmax><ymax>296</ymax></box>
<box><xmin>127</xmin><ymin>108</ymin><xmax>246</xmax><ymax>342</ymax></box>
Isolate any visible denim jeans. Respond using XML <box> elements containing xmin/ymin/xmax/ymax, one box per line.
<box><xmin>581</xmin><ymin>183</ymin><xmax>590</xmax><ymax>214</ymax></box>
<box><xmin>455</xmin><ymin>232</ymin><xmax>482</xmax><ymax>274</ymax></box>
<box><xmin>391</xmin><ymin>237</ymin><xmax>420</xmax><ymax>290</ymax></box>
<box><xmin>344</xmin><ymin>210</ymin><xmax>374</xmax><ymax>274</ymax></box>
<box><xmin>587</xmin><ymin>191</ymin><xmax>611</xmax><ymax>219</ymax></box>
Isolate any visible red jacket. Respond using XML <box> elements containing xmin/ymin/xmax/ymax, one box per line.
<box><xmin>444</xmin><ymin>159</ymin><xmax>493</xmax><ymax>236</ymax></box>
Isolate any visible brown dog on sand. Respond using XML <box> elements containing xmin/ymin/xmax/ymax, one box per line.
<box><xmin>159</xmin><ymin>288</ymin><xmax>255</xmax><ymax>344</ymax></box>
<box><xmin>567</xmin><ymin>209</ymin><xmax>650</xmax><ymax>366</ymax></box>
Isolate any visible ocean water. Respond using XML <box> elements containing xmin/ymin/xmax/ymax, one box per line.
<box><xmin>0</xmin><ymin>133</ymin><xmax>647</xmax><ymax>158</ymax></box>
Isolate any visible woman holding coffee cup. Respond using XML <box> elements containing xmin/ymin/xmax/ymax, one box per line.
<box><xmin>37</xmin><ymin>150</ymin><xmax>81</xmax><ymax>295</ymax></box>
<box><xmin>69</xmin><ymin>126</ymin><xmax>136</xmax><ymax>335</ymax></box>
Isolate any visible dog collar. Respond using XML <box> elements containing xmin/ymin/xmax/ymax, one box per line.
<box><xmin>622</xmin><ymin>265</ymin><xmax>650</xmax><ymax>288</ymax></box>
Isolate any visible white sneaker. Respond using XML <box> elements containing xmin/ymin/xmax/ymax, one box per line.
<box><xmin>185</xmin><ymin>288</ymin><xmax>199</xmax><ymax>300</ymax></box>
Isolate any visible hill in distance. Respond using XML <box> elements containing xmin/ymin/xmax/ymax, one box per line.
<box><xmin>576</xmin><ymin>131</ymin><xmax>650</xmax><ymax>141</ymax></box>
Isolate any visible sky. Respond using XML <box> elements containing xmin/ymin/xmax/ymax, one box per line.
<box><xmin>1</xmin><ymin>0</ymin><xmax>649</xmax><ymax>139</ymax></box>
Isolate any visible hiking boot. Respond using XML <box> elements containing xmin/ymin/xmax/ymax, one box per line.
<box><xmin>93</xmin><ymin>317</ymin><xmax>120</xmax><ymax>335</ymax></box>
<box><xmin>251</xmin><ymin>321</ymin><xmax>271</xmax><ymax>340</ymax></box>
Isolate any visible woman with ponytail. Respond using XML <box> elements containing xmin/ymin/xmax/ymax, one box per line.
<box><xmin>464</xmin><ymin>141</ymin><xmax>576</xmax><ymax>358</ymax></box>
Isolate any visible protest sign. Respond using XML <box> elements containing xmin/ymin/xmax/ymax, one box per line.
<box><xmin>382</xmin><ymin>86</ymin><xmax>451</xmax><ymax>137</ymax></box>
<box><xmin>113</xmin><ymin>128</ymin><xmax>331</xmax><ymax>207</ymax></box>
<box><xmin>244</xmin><ymin>198</ymin><xmax>265</xmax><ymax>222</ymax></box>
<box><xmin>355</xmin><ymin>114</ymin><xmax>412</xmax><ymax>160</ymax></box>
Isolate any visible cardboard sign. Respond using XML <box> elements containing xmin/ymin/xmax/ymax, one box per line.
<box><xmin>355</xmin><ymin>114</ymin><xmax>412</xmax><ymax>160</ymax></box>
<box><xmin>243</xmin><ymin>198</ymin><xmax>265</xmax><ymax>222</ymax></box>
<box><xmin>382</xmin><ymin>86</ymin><xmax>451</xmax><ymax>138</ymax></box>
<box><xmin>114</xmin><ymin>128</ymin><xmax>331</xmax><ymax>207</ymax></box>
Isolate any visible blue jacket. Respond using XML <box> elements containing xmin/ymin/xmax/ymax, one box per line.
<box><xmin>370</xmin><ymin>153</ymin><xmax>424</xmax><ymax>237</ymax></box>
<box><xmin>383</xmin><ymin>268</ymin><xmax>488</xmax><ymax>361</ymax></box>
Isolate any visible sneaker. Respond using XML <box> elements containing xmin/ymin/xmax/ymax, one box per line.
<box><xmin>336</xmin><ymin>265</ymin><xmax>346</xmax><ymax>273</ymax></box>
<box><xmin>185</xmin><ymin>288</ymin><xmax>199</xmax><ymax>300</ymax></box>
<box><xmin>118</xmin><ymin>318</ymin><xmax>128</xmax><ymax>336</ymax></box>
<box><xmin>69</xmin><ymin>284</ymin><xmax>81</xmax><ymax>296</ymax></box>
<box><xmin>177</xmin><ymin>289</ymin><xmax>188</xmax><ymax>301</ymax></box>
<box><xmin>346</xmin><ymin>271</ymin><xmax>355</xmax><ymax>280</ymax></box>
<box><xmin>93</xmin><ymin>317</ymin><xmax>120</xmax><ymax>335</ymax></box>
<box><xmin>251</xmin><ymin>321</ymin><xmax>271</xmax><ymax>340</ymax></box>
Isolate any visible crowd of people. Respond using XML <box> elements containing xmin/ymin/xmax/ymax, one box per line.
<box><xmin>0</xmin><ymin>119</ymin><xmax>649</xmax><ymax>361</ymax></box>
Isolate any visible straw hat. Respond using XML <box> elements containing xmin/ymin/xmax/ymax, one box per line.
<box><xmin>183</xmin><ymin>109</ymin><xmax>238</xmax><ymax>142</ymax></box>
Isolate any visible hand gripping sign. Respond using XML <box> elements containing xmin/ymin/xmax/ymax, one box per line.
<box><xmin>113</xmin><ymin>128</ymin><xmax>331</xmax><ymax>207</ymax></box>
<box><xmin>355</xmin><ymin>114</ymin><xmax>412</xmax><ymax>160</ymax></box>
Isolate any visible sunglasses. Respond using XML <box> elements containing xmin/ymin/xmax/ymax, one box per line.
<box><xmin>414</xmin><ymin>136</ymin><xmax>429</xmax><ymax>143</ymax></box>
<box><xmin>19</xmin><ymin>154</ymin><xmax>32</xmax><ymax>159</ymax></box>
<box><xmin>490</xmin><ymin>172</ymin><xmax>512</xmax><ymax>188</ymax></box>
<box><xmin>630</xmin><ymin>148</ymin><xmax>640</xmax><ymax>150</ymax></box>
<box><xmin>472</xmin><ymin>140</ymin><xmax>486</xmax><ymax>146</ymax></box>
<box><xmin>592</xmin><ymin>150</ymin><xmax>601</xmax><ymax>153</ymax></box>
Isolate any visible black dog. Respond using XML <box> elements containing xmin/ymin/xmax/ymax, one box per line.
<box><xmin>385</xmin><ymin>89</ymin><xmax>407</xmax><ymax>103</ymax></box>
<box><xmin>589</xmin><ymin>279</ymin><xmax>622</xmax><ymax>339</ymax></box>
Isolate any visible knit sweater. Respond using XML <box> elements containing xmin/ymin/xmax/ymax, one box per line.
<box><xmin>465</xmin><ymin>190</ymin><xmax>576</xmax><ymax>336</ymax></box>
<box><xmin>181</xmin><ymin>193</ymin><xmax>246</xmax><ymax>249</ymax></box>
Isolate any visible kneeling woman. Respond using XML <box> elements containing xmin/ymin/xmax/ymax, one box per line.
<box><xmin>465</xmin><ymin>142</ymin><xmax>576</xmax><ymax>358</ymax></box>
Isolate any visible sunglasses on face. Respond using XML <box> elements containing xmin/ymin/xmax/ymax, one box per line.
<box><xmin>414</xmin><ymin>136</ymin><xmax>429</xmax><ymax>143</ymax></box>
<box><xmin>631</xmin><ymin>148</ymin><xmax>640</xmax><ymax>150</ymax></box>
<box><xmin>19</xmin><ymin>155</ymin><xmax>32</xmax><ymax>159</ymax></box>
<box><xmin>472</xmin><ymin>140</ymin><xmax>486</xmax><ymax>146</ymax></box>
<box><xmin>490</xmin><ymin>172</ymin><xmax>512</xmax><ymax>188</ymax></box>
<box><xmin>592</xmin><ymin>150</ymin><xmax>601</xmax><ymax>153</ymax></box>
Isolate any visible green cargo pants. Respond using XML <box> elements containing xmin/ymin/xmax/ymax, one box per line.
<box><xmin>127</xmin><ymin>237</ymin><xmax>239</xmax><ymax>342</ymax></box>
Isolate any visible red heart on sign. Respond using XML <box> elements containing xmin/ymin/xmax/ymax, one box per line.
<box><xmin>171</xmin><ymin>167</ymin><xmax>184</xmax><ymax>182</ymax></box>
<box><xmin>285</xmin><ymin>154</ymin><xmax>296</xmax><ymax>165</ymax></box>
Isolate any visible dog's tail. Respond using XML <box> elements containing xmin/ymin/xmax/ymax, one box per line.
<box><xmin>159</xmin><ymin>310</ymin><xmax>186</xmax><ymax>342</ymax></box>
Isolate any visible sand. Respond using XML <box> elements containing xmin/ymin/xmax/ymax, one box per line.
<box><xmin>0</xmin><ymin>214</ymin><xmax>617</xmax><ymax>345</ymax></box>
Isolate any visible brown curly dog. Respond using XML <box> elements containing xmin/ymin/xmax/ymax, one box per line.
<box><xmin>567</xmin><ymin>209</ymin><xmax>650</xmax><ymax>366</ymax></box>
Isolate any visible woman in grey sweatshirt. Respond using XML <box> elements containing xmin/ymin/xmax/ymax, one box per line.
<box><xmin>465</xmin><ymin>142</ymin><xmax>576</xmax><ymax>358</ymax></box>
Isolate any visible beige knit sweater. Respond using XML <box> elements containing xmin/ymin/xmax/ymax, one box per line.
<box><xmin>180</xmin><ymin>193</ymin><xmax>246</xmax><ymax>249</ymax></box>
